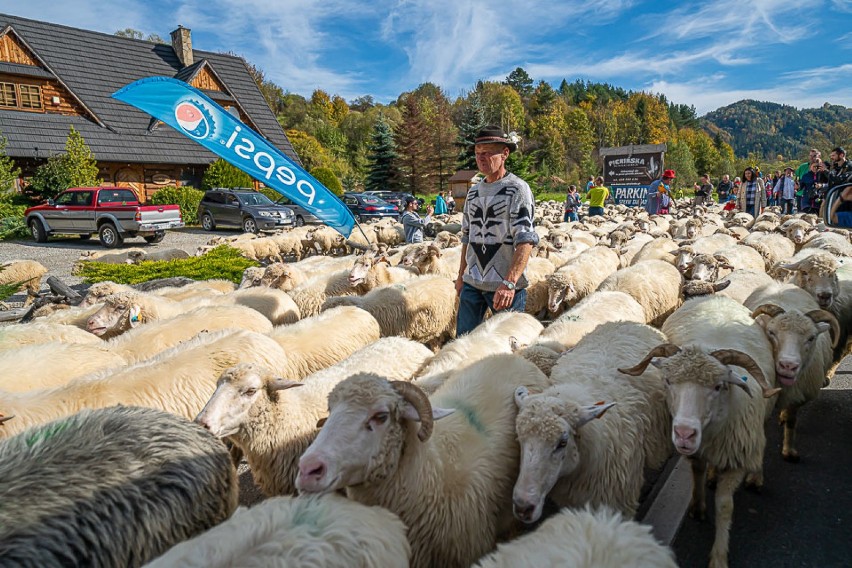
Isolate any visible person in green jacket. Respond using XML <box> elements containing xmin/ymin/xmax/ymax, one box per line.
<box><xmin>587</xmin><ymin>177</ymin><xmax>610</xmax><ymax>217</ymax></box>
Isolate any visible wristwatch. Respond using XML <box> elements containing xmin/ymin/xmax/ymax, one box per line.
<box><xmin>501</xmin><ymin>279</ymin><xmax>516</xmax><ymax>290</ymax></box>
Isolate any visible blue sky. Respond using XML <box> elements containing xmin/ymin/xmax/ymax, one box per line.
<box><xmin>7</xmin><ymin>0</ymin><xmax>852</xmax><ymax>114</ymax></box>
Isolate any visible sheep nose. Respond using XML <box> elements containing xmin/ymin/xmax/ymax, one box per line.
<box><xmin>816</xmin><ymin>293</ymin><xmax>832</xmax><ymax>306</ymax></box>
<box><xmin>779</xmin><ymin>360</ymin><xmax>800</xmax><ymax>374</ymax></box>
<box><xmin>194</xmin><ymin>417</ymin><xmax>211</xmax><ymax>431</ymax></box>
<box><xmin>513</xmin><ymin>500</ymin><xmax>536</xmax><ymax>523</ymax></box>
<box><xmin>674</xmin><ymin>426</ymin><xmax>696</xmax><ymax>442</ymax></box>
<box><xmin>299</xmin><ymin>456</ymin><xmax>327</xmax><ymax>484</ymax></box>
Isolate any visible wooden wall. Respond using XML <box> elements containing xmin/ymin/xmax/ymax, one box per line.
<box><xmin>0</xmin><ymin>33</ymin><xmax>38</xmax><ymax>66</ymax></box>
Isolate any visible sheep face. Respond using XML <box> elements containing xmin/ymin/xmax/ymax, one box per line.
<box><xmin>547</xmin><ymin>279</ymin><xmax>575</xmax><ymax>312</ymax></box>
<box><xmin>670</xmin><ymin>249</ymin><xmax>695</xmax><ymax>274</ymax></box>
<box><xmin>643</xmin><ymin>347</ymin><xmax>752</xmax><ymax>457</ymax></box>
<box><xmin>239</xmin><ymin>267</ymin><xmax>264</xmax><ymax>289</ymax></box>
<box><xmin>86</xmin><ymin>298</ymin><xmax>140</xmax><ymax>336</ymax></box>
<box><xmin>259</xmin><ymin>264</ymin><xmax>290</xmax><ymax>289</ymax></box>
<box><xmin>195</xmin><ymin>363</ymin><xmax>301</xmax><ymax>438</ymax></box>
<box><xmin>753</xmin><ymin>311</ymin><xmax>832</xmax><ymax>387</ymax></box>
<box><xmin>297</xmin><ymin>374</ymin><xmax>452</xmax><ymax>494</ymax></box>
<box><xmin>685</xmin><ymin>222</ymin><xmax>700</xmax><ymax>239</ymax></box>
<box><xmin>399</xmin><ymin>246</ymin><xmax>424</xmax><ymax>267</ymax></box>
<box><xmin>785</xmin><ymin>224</ymin><xmax>808</xmax><ymax>244</ymax></box>
<box><xmin>79</xmin><ymin>282</ymin><xmax>122</xmax><ymax>308</ymax></box>
<box><xmin>782</xmin><ymin>255</ymin><xmax>841</xmax><ymax>310</ymax></box>
<box><xmin>512</xmin><ymin>388</ymin><xmax>613</xmax><ymax>524</ymax></box>
<box><xmin>349</xmin><ymin>254</ymin><xmax>382</xmax><ymax>286</ymax></box>
<box><xmin>548</xmin><ymin>233</ymin><xmax>570</xmax><ymax>250</ymax></box>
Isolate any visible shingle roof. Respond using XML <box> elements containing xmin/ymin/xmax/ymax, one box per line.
<box><xmin>0</xmin><ymin>13</ymin><xmax>300</xmax><ymax>166</ymax></box>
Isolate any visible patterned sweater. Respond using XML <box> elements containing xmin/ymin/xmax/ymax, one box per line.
<box><xmin>460</xmin><ymin>173</ymin><xmax>539</xmax><ymax>291</ymax></box>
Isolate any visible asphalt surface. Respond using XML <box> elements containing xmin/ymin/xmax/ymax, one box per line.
<box><xmin>672</xmin><ymin>359</ymin><xmax>852</xmax><ymax>568</ymax></box>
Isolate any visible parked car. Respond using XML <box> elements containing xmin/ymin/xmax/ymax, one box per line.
<box><xmin>342</xmin><ymin>192</ymin><xmax>399</xmax><ymax>222</ymax></box>
<box><xmin>362</xmin><ymin>190</ymin><xmax>419</xmax><ymax>211</ymax></box>
<box><xmin>273</xmin><ymin>195</ymin><xmax>321</xmax><ymax>227</ymax></box>
<box><xmin>24</xmin><ymin>187</ymin><xmax>184</xmax><ymax>248</ymax></box>
<box><xmin>197</xmin><ymin>188</ymin><xmax>295</xmax><ymax>233</ymax></box>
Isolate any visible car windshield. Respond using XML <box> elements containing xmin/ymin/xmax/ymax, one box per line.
<box><xmin>237</xmin><ymin>193</ymin><xmax>274</xmax><ymax>206</ymax></box>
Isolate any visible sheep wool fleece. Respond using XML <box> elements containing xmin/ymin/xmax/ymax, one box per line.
<box><xmin>461</xmin><ymin>172</ymin><xmax>539</xmax><ymax>291</ymax></box>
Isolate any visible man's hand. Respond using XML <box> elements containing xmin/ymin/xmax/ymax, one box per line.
<box><xmin>493</xmin><ymin>284</ymin><xmax>515</xmax><ymax>311</ymax></box>
<box><xmin>426</xmin><ymin>205</ymin><xmax>434</xmax><ymax>215</ymax></box>
<box><xmin>455</xmin><ymin>274</ymin><xmax>464</xmax><ymax>296</ymax></box>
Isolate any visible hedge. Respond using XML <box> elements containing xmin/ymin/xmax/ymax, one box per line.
<box><xmin>76</xmin><ymin>245</ymin><xmax>258</xmax><ymax>285</ymax></box>
<box><xmin>149</xmin><ymin>186</ymin><xmax>204</xmax><ymax>225</ymax></box>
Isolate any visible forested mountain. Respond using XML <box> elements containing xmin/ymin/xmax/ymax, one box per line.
<box><xmin>701</xmin><ymin>100</ymin><xmax>852</xmax><ymax>160</ymax></box>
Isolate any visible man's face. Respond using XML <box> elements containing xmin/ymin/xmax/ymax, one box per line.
<box><xmin>722</xmin><ymin>175</ymin><xmax>729</xmax><ymax>182</ymax></box>
<box><xmin>830</xmin><ymin>151</ymin><xmax>839</xmax><ymax>163</ymax></box>
<box><xmin>810</xmin><ymin>150</ymin><xmax>818</xmax><ymax>161</ymax></box>
<box><xmin>475</xmin><ymin>143</ymin><xmax>508</xmax><ymax>175</ymax></box>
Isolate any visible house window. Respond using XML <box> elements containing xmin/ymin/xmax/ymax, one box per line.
<box><xmin>0</xmin><ymin>82</ymin><xmax>43</xmax><ymax>110</ymax></box>
<box><xmin>20</xmin><ymin>85</ymin><xmax>42</xmax><ymax>109</ymax></box>
<box><xmin>0</xmin><ymin>82</ymin><xmax>17</xmax><ymax>107</ymax></box>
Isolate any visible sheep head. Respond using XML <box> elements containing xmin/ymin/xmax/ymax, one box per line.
<box><xmin>349</xmin><ymin>251</ymin><xmax>387</xmax><ymax>287</ymax></box>
<box><xmin>670</xmin><ymin>246</ymin><xmax>696</xmax><ymax>274</ymax></box>
<box><xmin>620</xmin><ymin>344</ymin><xmax>778</xmax><ymax>456</ymax></box>
<box><xmin>547</xmin><ymin>231</ymin><xmax>570</xmax><ymax>250</ymax></box>
<box><xmin>682</xmin><ymin>279</ymin><xmax>732</xmax><ymax>298</ymax></box>
<box><xmin>296</xmin><ymin>374</ymin><xmax>454</xmax><ymax>495</ymax></box>
<box><xmin>79</xmin><ymin>281</ymin><xmax>128</xmax><ymax>308</ymax></box>
<box><xmin>85</xmin><ymin>291</ymin><xmax>146</xmax><ymax>337</ymax></box>
<box><xmin>195</xmin><ymin>362</ymin><xmax>302</xmax><ymax>439</ymax></box>
<box><xmin>239</xmin><ymin>266</ymin><xmax>265</xmax><ymax>289</ymax></box>
<box><xmin>779</xmin><ymin>252</ymin><xmax>840</xmax><ymax>309</ymax></box>
<box><xmin>751</xmin><ymin>304</ymin><xmax>839</xmax><ymax>386</ymax></box>
<box><xmin>512</xmin><ymin>386</ymin><xmax>614</xmax><ymax>524</ymax></box>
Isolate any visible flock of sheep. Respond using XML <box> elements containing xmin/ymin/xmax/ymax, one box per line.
<box><xmin>1</xmin><ymin>196</ymin><xmax>851</xmax><ymax>568</ymax></box>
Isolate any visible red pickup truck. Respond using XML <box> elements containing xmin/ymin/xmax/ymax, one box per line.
<box><xmin>25</xmin><ymin>187</ymin><xmax>184</xmax><ymax>248</ymax></box>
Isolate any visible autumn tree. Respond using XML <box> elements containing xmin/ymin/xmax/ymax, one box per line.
<box><xmin>395</xmin><ymin>95</ymin><xmax>431</xmax><ymax>196</ymax></box>
<box><xmin>285</xmin><ymin>129</ymin><xmax>332</xmax><ymax>172</ymax></box>
<box><xmin>664</xmin><ymin>140</ymin><xmax>697</xmax><ymax>187</ymax></box>
<box><xmin>478</xmin><ymin>81</ymin><xmax>525</xmax><ymax>134</ymax></box>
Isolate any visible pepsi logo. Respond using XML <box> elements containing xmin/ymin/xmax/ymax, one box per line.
<box><xmin>175</xmin><ymin>100</ymin><xmax>213</xmax><ymax>139</ymax></box>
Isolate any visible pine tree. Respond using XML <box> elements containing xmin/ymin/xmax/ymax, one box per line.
<box><xmin>64</xmin><ymin>126</ymin><xmax>99</xmax><ymax>187</ymax></box>
<box><xmin>428</xmin><ymin>97</ymin><xmax>458</xmax><ymax>193</ymax></box>
<box><xmin>456</xmin><ymin>90</ymin><xmax>485</xmax><ymax>170</ymax></box>
<box><xmin>364</xmin><ymin>115</ymin><xmax>400</xmax><ymax>193</ymax></box>
<box><xmin>396</xmin><ymin>96</ymin><xmax>431</xmax><ymax>196</ymax></box>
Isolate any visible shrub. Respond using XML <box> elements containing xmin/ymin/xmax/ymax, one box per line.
<box><xmin>202</xmin><ymin>158</ymin><xmax>253</xmax><ymax>190</ymax></box>
<box><xmin>27</xmin><ymin>127</ymin><xmax>99</xmax><ymax>202</ymax></box>
<box><xmin>0</xmin><ymin>281</ymin><xmax>26</xmax><ymax>303</ymax></box>
<box><xmin>0</xmin><ymin>192</ymin><xmax>28</xmax><ymax>240</ymax></box>
<box><xmin>76</xmin><ymin>245</ymin><xmax>258</xmax><ymax>285</ymax></box>
<box><xmin>149</xmin><ymin>186</ymin><xmax>204</xmax><ymax>225</ymax></box>
<box><xmin>310</xmin><ymin>166</ymin><xmax>344</xmax><ymax>196</ymax></box>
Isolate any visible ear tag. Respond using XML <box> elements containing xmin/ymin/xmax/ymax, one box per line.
<box><xmin>741</xmin><ymin>376</ymin><xmax>748</xmax><ymax>382</ymax></box>
<box><xmin>129</xmin><ymin>306</ymin><xmax>141</xmax><ymax>323</ymax></box>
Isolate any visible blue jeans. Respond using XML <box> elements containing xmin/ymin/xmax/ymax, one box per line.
<box><xmin>588</xmin><ymin>206</ymin><xmax>605</xmax><ymax>217</ymax></box>
<box><xmin>563</xmin><ymin>211</ymin><xmax>578</xmax><ymax>222</ymax></box>
<box><xmin>780</xmin><ymin>198</ymin><xmax>794</xmax><ymax>214</ymax></box>
<box><xmin>456</xmin><ymin>283</ymin><xmax>527</xmax><ymax>336</ymax></box>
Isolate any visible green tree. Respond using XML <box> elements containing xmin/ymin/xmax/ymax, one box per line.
<box><xmin>0</xmin><ymin>134</ymin><xmax>21</xmax><ymax>192</ymax></box>
<box><xmin>395</xmin><ymin>95</ymin><xmax>431</xmax><ymax>196</ymax></box>
<box><xmin>310</xmin><ymin>166</ymin><xmax>344</xmax><ymax>196</ymax></box>
<box><xmin>664</xmin><ymin>140</ymin><xmax>697</xmax><ymax>188</ymax></box>
<box><xmin>364</xmin><ymin>115</ymin><xmax>400</xmax><ymax>192</ymax></box>
<box><xmin>201</xmin><ymin>158</ymin><xmax>253</xmax><ymax>190</ymax></box>
<box><xmin>29</xmin><ymin>127</ymin><xmax>99</xmax><ymax>200</ymax></box>
<box><xmin>285</xmin><ymin>129</ymin><xmax>333</xmax><ymax>172</ymax></box>
<box><xmin>114</xmin><ymin>28</ymin><xmax>165</xmax><ymax>43</ymax></box>
<box><xmin>456</xmin><ymin>90</ymin><xmax>486</xmax><ymax>170</ymax></box>
<box><xmin>506</xmin><ymin>67</ymin><xmax>534</xmax><ymax>97</ymax></box>
<box><xmin>478</xmin><ymin>81</ymin><xmax>525</xmax><ymax>134</ymax></box>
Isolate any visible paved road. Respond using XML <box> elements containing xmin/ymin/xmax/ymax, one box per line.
<box><xmin>673</xmin><ymin>357</ymin><xmax>852</xmax><ymax>568</ymax></box>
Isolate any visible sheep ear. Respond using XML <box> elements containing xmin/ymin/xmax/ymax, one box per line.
<box><xmin>269</xmin><ymin>378</ymin><xmax>303</xmax><ymax>392</ymax></box>
<box><xmin>576</xmin><ymin>401</ymin><xmax>616</xmax><ymax>428</ymax></box>
<box><xmin>316</xmin><ymin>417</ymin><xmax>327</xmax><ymax>428</ymax></box>
<box><xmin>509</xmin><ymin>336</ymin><xmax>521</xmax><ymax>352</ymax></box>
<box><xmin>400</xmin><ymin>402</ymin><xmax>454</xmax><ymax>421</ymax></box>
<box><xmin>514</xmin><ymin>386</ymin><xmax>530</xmax><ymax>408</ymax></box>
<box><xmin>568</xmin><ymin>282</ymin><xmax>576</xmax><ymax>295</ymax></box>
<box><xmin>721</xmin><ymin>371</ymin><xmax>753</xmax><ymax>398</ymax></box>
<box><xmin>128</xmin><ymin>305</ymin><xmax>142</xmax><ymax>327</ymax></box>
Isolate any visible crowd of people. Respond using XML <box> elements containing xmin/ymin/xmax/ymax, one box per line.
<box><xmin>561</xmin><ymin>146</ymin><xmax>851</xmax><ymax>224</ymax></box>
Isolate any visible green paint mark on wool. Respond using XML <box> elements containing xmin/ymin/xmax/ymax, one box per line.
<box><xmin>445</xmin><ymin>399</ymin><xmax>486</xmax><ymax>436</ymax></box>
<box><xmin>26</xmin><ymin>420</ymin><xmax>71</xmax><ymax>448</ymax></box>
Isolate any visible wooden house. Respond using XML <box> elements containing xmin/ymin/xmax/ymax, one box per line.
<box><xmin>448</xmin><ymin>169</ymin><xmax>481</xmax><ymax>210</ymax></box>
<box><xmin>0</xmin><ymin>14</ymin><xmax>299</xmax><ymax>201</ymax></box>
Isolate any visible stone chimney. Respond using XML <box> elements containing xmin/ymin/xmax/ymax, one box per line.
<box><xmin>170</xmin><ymin>25</ymin><xmax>193</xmax><ymax>67</ymax></box>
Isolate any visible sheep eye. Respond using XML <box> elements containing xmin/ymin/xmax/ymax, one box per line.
<box><xmin>242</xmin><ymin>388</ymin><xmax>257</xmax><ymax>397</ymax></box>
<box><xmin>714</xmin><ymin>383</ymin><xmax>723</xmax><ymax>392</ymax></box>
<box><xmin>116</xmin><ymin>305</ymin><xmax>127</xmax><ymax>310</ymax></box>
<box><xmin>367</xmin><ymin>412</ymin><xmax>389</xmax><ymax>430</ymax></box>
<box><xmin>807</xmin><ymin>335</ymin><xmax>815</xmax><ymax>343</ymax></box>
<box><xmin>555</xmin><ymin>436</ymin><xmax>568</xmax><ymax>450</ymax></box>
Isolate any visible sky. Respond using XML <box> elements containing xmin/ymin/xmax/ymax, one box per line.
<box><xmin>5</xmin><ymin>0</ymin><xmax>852</xmax><ymax>115</ymax></box>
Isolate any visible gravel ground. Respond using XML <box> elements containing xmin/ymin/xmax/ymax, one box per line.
<box><xmin>0</xmin><ymin>227</ymin><xmax>221</xmax><ymax>306</ymax></box>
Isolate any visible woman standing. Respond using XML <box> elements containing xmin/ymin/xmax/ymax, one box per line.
<box><xmin>563</xmin><ymin>185</ymin><xmax>581</xmax><ymax>222</ymax></box>
<box><xmin>434</xmin><ymin>191</ymin><xmax>448</xmax><ymax>215</ymax></box>
<box><xmin>736</xmin><ymin>167</ymin><xmax>766</xmax><ymax>217</ymax></box>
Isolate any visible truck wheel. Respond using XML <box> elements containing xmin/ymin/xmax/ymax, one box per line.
<box><xmin>144</xmin><ymin>231</ymin><xmax>166</xmax><ymax>244</ymax></box>
<box><xmin>29</xmin><ymin>218</ymin><xmax>48</xmax><ymax>243</ymax></box>
<box><xmin>243</xmin><ymin>217</ymin><xmax>258</xmax><ymax>234</ymax></box>
<box><xmin>201</xmin><ymin>213</ymin><xmax>216</xmax><ymax>231</ymax></box>
<box><xmin>99</xmin><ymin>223</ymin><xmax>124</xmax><ymax>248</ymax></box>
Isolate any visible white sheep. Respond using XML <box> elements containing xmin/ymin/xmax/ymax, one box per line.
<box><xmin>228</xmin><ymin>237</ymin><xmax>283</xmax><ymax>264</ymax></box>
<box><xmin>0</xmin><ymin>343</ymin><xmax>126</xmax><ymax>392</ymax></box>
<box><xmin>537</xmin><ymin>290</ymin><xmax>646</xmax><ymax>351</ymax></box>
<box><xmin>268</xmin><ymin>230</ymin><xmax>304</xmax><ymax>260</ymax></box>
<box><xmin>126</xmin><ymin>248</ymin><xmax>191</xmax><ymax>264</ymax></box>
<box><xmin>630</xmin><ymin>237</ymin><xmax>678</xmax><ymax>265</ymax></box>
<box><xmin>84</xmin><ymin>290</ymin><xmax>211</xmax><ymax>338</ymax></box>
<box><xmin>0</xmin><ymin>406</ymin><xmax>237</xmax><ymax>567</ymax></box>
<box><xmin>620</xmin><ymin>295</ymin><xmax>780</xmax><ymax>568</ymax></box>
<box><xmin>801</xmin><ymin>231</ymin><xmax>852</xmax><ymax>257</ymax></box>
<box><xmin>473</xmin><ymin>506</ymin><xmax>677</xmax><ymax>568</ymax></box>
<box><xmin>522</xmin><ymin>256</ymin><xmax>557</xmax><ymax>317</ymax></box>
<box><xmin>0</xmin><ymin>321</ymin><xmax>102</xmax><ymax>351</ymax></box>
<box><xmin>145</xmin><ymin>494</ymin><xmax>409</xmax><ymax>568</ymax></box>
<box><xmin>597</xmin><ymin>260</ymin><xmax>683</xmax><ymax>326</ymax></box>
<box><xmin>196</xmin><ymin>337</ymin><xmax>433</xmax><ymax>496</ymax></box>
<box><xmin>409</xmin><ymin>243</ymin><xmax>462</xmax><ymax>279</ymax></box>
<box><xmin>321</xmin><ymin>276</ymin><xmax>456</xmax><ymax>350</ymax></box>
<box><xmin>297</xmin><ymin>354</ymin><xmax>551</xmax><ymax>568</ymax></box>
<box><xmin>713</xmin><ymin>269</ymin><xmax>776</xmax><ymax>305</ymax></box>
<box><xmin>745</xmin><ymin>283</ymin><xmax>839</xmax><ymax>461</ymax></box>
<box><xmin>214</xmin><ymin>287</ymin><xmax>301</xmax><ymax>326</ymax></box>
<box><xmin>413</xmin><ymin>312</ymin><xmax>544</xmax><ymax>393</ymax></box>
<box><xmin>266</xmin><ymin>305</ymin><xmax>382</xmax><ymax>379</ymax></box>
<box><xmin>512</xmin><ymin>321</ymin><xmax>670</xmax><ymax>522</ymax></box>
<box><xmin>238</xmin><ymin>266</ymin><xmax>264</xmax><ymax>289</ymax></box>
<box><xmin>258</xmin><ymin>262</ymin><xmax>307</xmax><ymax>291</ymax></box>
<box><xmin>740</xmin><ymin>233</ymin><xmax>797</xmax><ymax>271</ymax></box>
<box><xmin>150</xmin><ymin>279</ymin><xmax>235</xmax><ymax>300</ymax></box>
<box><xmin>0</xmin><ymin>260</ymin><xmax>48</xmax><ymax>307</ymax></box>
<box><xmin>545</xmin><ymin>246</ymin><xmax>621</xmax><ymax>315</ymax></box>
<box><xmin>0</xmin><ymin>329</ymin><xmax>291</xmax><ymax>440</ymax></box>
<box><xmin>30</xmin><ymin>302</ymin><xmax>104</xmax><ymax>329</ymax></box>
<box><xmin>531</xmin><ymin>241</ymin><xmax>589</xmax><ymax>268</ymax></box>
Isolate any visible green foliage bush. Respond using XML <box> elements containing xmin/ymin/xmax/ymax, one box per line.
<box><xmin>149</xmin><ymin>186</ymin><xmax>204</xmax><ymax>225</ymax></box>
<box><xmin>310</xmin><ymin>166</ymin><xmax>344</xmax><ymax>196</ymax></box>
<box><xmin>76</xmin><ymin>245</ymin><xmax>258</xmax><ymax>285</ymax></box>
<box><xmin>202</xmin><ymin>158</ymin><xmax>253</xmax><ymax>190</ymax></box>
<box><xmin>27</xmin><ymin>127</ymin><xmax>99</xmax><ymax>202</ymax></box>
<box><xmin>0</xmin><ymin>191</ymin><xmax>28</xmax><ymax>240</ymax></box>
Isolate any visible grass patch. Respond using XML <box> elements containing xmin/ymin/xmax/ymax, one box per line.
<box><xmin>76</xmin><ymin>245</ymin><xmax>258</xmax><ymax>285</ymax></box>
<box><xmin>0</xmin><ymin>281</ymin><xmax>26</xmax><ymax>302</ymax></box>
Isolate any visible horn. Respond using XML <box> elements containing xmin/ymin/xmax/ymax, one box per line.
<box><xmin>391</xmin><ymin>381</ymin><xmax>433</xmax><ymax>442</ymax></box>
<box><xmin>344</xmin><ymin>239</ymin><xmax>370</xmax><ymax>252</ymax></box>
<box><xmin>806</xmin><ymin>310</ymin><xmax>841</xmax><ymax>348</ymax></box>
<box><xmin>0</xmin><ymin>414</ymin><xmax>13</xmax><ymax>426</ymax></box>
<box><xmin>750</xmin><ymin>304</ymin><xmax>785</xmax><ymax>319</ymax></box>
<box><xmin>709</xmin><ymin>349</ymin><xmax>780</xmax><ymax>398</ymax></box>
<box><xmin>618</xmin><ymin>343</ymin><xmax>682</xmax><ymax>376</ymax></box>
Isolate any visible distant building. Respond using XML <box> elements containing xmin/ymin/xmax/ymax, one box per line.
<box><xmin>448</xmin><ymin>169</ymin><xmax>481</xmax><ymax>210</ymax></box>
<box><xmin>0</xmin><ymin>14</ymin><xmax>299</xmax><ymax>200</ymax></box>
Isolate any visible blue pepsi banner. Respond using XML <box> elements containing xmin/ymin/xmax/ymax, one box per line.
<box><xmin>112</xmin><ymin>77</ymin><xmax>355</xmax><ymax>236</ymax></box>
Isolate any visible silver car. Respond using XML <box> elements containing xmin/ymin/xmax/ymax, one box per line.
<box><xmin>274</xmin><ymin>195</ymin><xmax>322</xmax><ymax>227</ymax></box>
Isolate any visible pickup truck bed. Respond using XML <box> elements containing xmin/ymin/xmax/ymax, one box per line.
<box><xmin>25</xmin><ymin>187</ymin><xmax>184</xmax><ymax>248</ymax></box>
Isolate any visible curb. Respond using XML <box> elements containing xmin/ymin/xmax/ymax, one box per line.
<box><xmin>638</xmin><ymin>455</ymin><xmax>691</xmax><ymax>546</ymax></box>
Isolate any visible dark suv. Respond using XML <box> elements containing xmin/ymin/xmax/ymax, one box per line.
<box><xmin>197</xmin><ymin>188</ymin><xmax>295</xmax><ymax>233</ymax></box>
<box><xmin>362</xmin><ymin>190</ymin><xmax>418</xmax><ymax>211</ymax></box>
<box><xmin>342</xmin><ymin>192</ymin><xmax>399</xmax><ymax>222</ymax></box>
